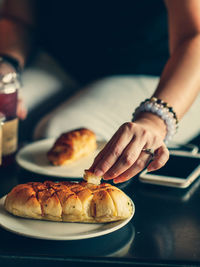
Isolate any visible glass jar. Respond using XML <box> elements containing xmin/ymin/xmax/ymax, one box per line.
<box><xmin>0</xmin><ymin>72</ymin><xmax>21</xmax><ymax>166</ymax></box>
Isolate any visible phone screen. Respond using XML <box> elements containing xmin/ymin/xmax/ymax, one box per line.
<box><xmin>148</xmin><ymin>154</ymin><xmax>200</xmax><ymax>179</ymax></box>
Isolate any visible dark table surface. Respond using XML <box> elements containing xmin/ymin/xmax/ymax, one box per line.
<box><xmin>1</xmin><ymin>155</ymin><xmax>200</xmax><ymax>267</ymax></box>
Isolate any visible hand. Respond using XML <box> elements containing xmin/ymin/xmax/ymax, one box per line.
<box><xmin>89</xmin><ymin>116</ymin><xmax>170</xmax><ymax>183</ymax></box>
<box><xmin>17</xmin><ymin>96</ymin><xmax>27</xmax><ymax>120</ymax></box>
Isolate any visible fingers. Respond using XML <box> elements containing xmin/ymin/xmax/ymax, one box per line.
<box><xmin>17</xmin><ymin>98</ymin><xmax>27</xmax><ymax>120</ymax></box>
<box><xmin>147</xmin><ymin>146</ymin><xmax>170</xmax><ymax>172</ymax></box>
<box><xmin>103</xmin><ymin>136</ymin><xmax>146</xmax><ymax>179</ymax></box>
<box><xmin>89</xmin><ymin>123</ymin><xmax>136</xmax><ymax>176</ymax></box>
<box><xmin>89</xmin><ymin>121</ymin><xmax>170</xmax><ymax>184</ymax></box>
<box><xmin>89</xmin><ymin>131</ymin><xmax>121</xmax><ymax>172</ymax></box>
<box><xmin>113</xmin><ymin>151</ymin><xmax>151</xmax><ymax>183</ymax></box>
<box><xmin>113</xmin><ymin>145</ymin><xmax>169</xmax><ymax>183</ymax></box>
<box><xmin>103</xmin><ymin>130</ymin><xmax>158</xmax><ymax>180</ymax></box>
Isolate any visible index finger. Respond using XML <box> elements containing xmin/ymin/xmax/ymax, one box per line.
<box><xmin>89</xmin><ymin>123</ymin><xmax>135</xmax><ymax>176</ymax></box>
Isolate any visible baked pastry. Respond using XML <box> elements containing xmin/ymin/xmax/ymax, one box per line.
<box><xmin>47</xmin><ymin>128</ymin><xmax>97</xmax><ymax>166</ymax></box>
<box><xmin>4</xmin><ymin>181</ymin><xmax>134</xmax><ymax>223</ymax></box>
<box><xmin>83</xmin><ymin>170</ymin><xmax>102</xmax><ymax>185</ymax></box>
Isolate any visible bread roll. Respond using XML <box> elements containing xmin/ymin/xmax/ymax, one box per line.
<box><xmin>47</xmin><ymin>128</ymin><xmax>97</xmax><ymax>166</ymax></box>
<box><xmin>83</xmin><ymin>170</ymin><xmax>102</xmax><ymax>185</ymax></box>
<box><xmin>4</xmin><ymin>181</ymin><xmax>134</xmax><ymax>223</ymax></box>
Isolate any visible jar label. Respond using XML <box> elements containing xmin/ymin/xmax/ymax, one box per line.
<box><xmin>2</xmin><ymin>118</ymin><xmax>18</xmax><ymax>156</ymax></box>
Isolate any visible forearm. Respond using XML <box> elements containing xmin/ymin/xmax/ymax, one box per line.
<box><xmin>0</xmin><ymin>17</ymin><xmax>34</xmax><ymax>68</ymax></box>
<box><xmin>153</xmin><ymin>34</ymin><xmax>200</xmax><ymax>121</ymax></box>
<box><xmin>133</xmin><ymin>35</ymin><xmax>200</xmax><ymax>140</ymax></box>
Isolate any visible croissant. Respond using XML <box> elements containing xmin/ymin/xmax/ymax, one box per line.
<box><xmin>4</xmin><ymin>181</ymin><xmax>134</xmax><ymax>223</ymax></box>
<box><xmin>47</xmin><ymin>128</ymin><xmax>97</xmax><ymax>166</ymax></box>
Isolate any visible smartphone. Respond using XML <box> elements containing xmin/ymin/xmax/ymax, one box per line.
<box><xmin>168</xmin><ymin>143</ymin><xmax>199</xmax><ymax>155</ymax></box>
<box><xmin>139</xmin><ymin>151</ymin><xmax>200</xmax><ymax>188</ymax></box>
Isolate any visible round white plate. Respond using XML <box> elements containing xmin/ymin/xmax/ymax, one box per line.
<box><xmin>16</xmin><ymin>139</ymin><xmax>106</xmax><ymax>178</ymax></box>
<box><xmin>0</xmin><ymin>196</ymin><xmax>135</xmax><ymax>240</ymax></box>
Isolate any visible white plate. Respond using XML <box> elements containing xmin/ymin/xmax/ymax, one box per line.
<box><xmin>16</xmin><ymin>139</ymin><xmax>106</xmax><ymax>178</ymax></box>
<box><xmin>0</xmin><ymin>196</ymin><xmax>135</xmax><ymax>240</ymax></box>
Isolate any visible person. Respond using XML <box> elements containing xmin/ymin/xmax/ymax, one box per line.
<box><xmin>0</xmin><ymin>0</ymin><xmax>200</xmax><ymax>183</ymax></box>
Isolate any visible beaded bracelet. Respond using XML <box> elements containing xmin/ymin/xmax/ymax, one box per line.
<box><xmin>132</xmin><ymin>97</ymin><xmax>179</xmax><ymax>144</ymax></box>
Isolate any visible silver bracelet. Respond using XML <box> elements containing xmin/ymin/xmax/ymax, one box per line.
<box><xmin>132</xmin><ymin>97</ymin><xmax>179</xmax><ymax>144</ymax></box>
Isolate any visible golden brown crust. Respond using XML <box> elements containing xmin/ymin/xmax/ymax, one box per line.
<box><xmin>4</xmin><ymin>181</ymin><xmax>134</xmax><ymax>223</ymax></box>
<box><xmin>47</xmin><ymin>128</ymin><xmax>97</xmax><ymax>166</ymax></box>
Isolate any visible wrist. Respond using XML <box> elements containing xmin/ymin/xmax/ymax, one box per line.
<box><xmin>134</xmin><ymin>112</ymin><xmax>167</xmax><ymax>140</ymax></box>
<box><xmin>0</xmin><ymin>62</ymin><xmax>17</xmax><ymax>76</ymax></box>
<box><xmin>132</xmin><ymin>97</ymin><xmax>179</xmax><ymax>144</ymax></box>
<box><xmin>0</xmin><ymin>54</ymin><xmax>22</xmax><ymax>74</ymax></box>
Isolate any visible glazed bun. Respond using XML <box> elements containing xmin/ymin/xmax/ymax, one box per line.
<box><xmin>4</xmin><ymin>180</ymin><xmax>134</xmax><ymax>223</ymax></box>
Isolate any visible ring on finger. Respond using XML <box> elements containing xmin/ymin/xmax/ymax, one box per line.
<box><xmin>142</xmin><ymin>148</ymin><xmax>155</xmax><ymax>158</ymax></box>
